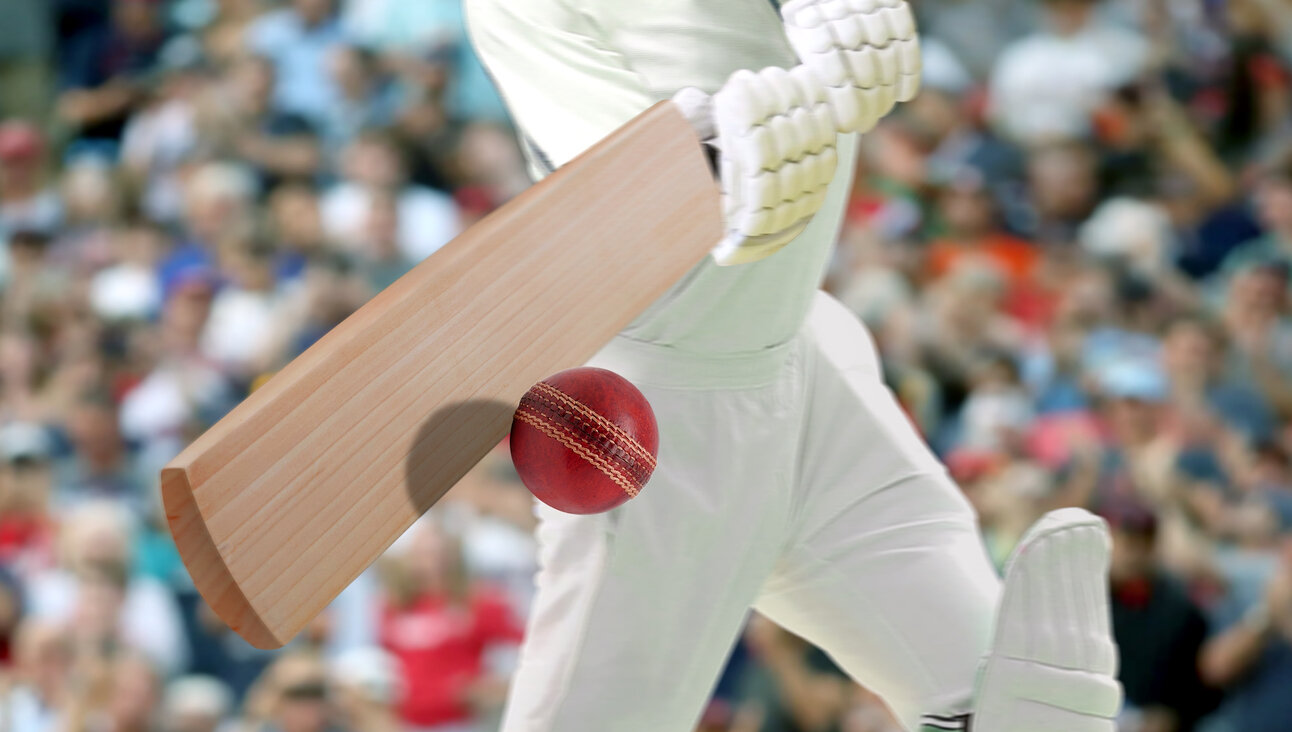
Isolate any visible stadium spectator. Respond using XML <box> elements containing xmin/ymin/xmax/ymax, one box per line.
<box><xmin>0</xmin><ymin>0</ymin><xmax>52</xmax><ymax>123</ymax></box>
<box><xmin>200</xmin><ymin>54</ymin><xmax>323</xmax><ymax>188</ymax></box>
<box><xmin>5</xmin><ymin>620</ymin><xmax>73</xmax><ymax>731</ymax></box>
<box><xmin>0</xmin><ymin>121</ymin><xmax>60</xmax><ymax>239</ymax></box>
<box><xmin>245</xmin><ymin>0</ymin><xmax>345</xmax><ymax>127</ymax></box>
<box><xmin>1218</xmin><ymin>161</ymin><xmax>1292</xmax><ymax>285</ymax></box>
<box><xmin>989</xmin><ymin>0</ymin><xmax>1148</xmax><ymax>144</ymax></box>
<box><xmin>162</xmin><ymin>675</ymin><xmax>236</xmax><ymax>732</ymax></box>
<box><xmin>57</xmin><ymin>0</ymin><xmax>168</xmax><ymax>148</ymax></box>
<box><xmin>378</xmin><ymin>519</ymin><xmax>522</xmax><ymax>732</ymax></box>
<box><xmin>328</xmin><ymin>647</ymin><xmax>402</xmax><ymax>732</ymax></box>
<box><xmin>1103</xmin><ymin>497</ymin><xmax>1217</xmax><ymax>732</ymax></box>
<box><xmin>26</xmin><ymin>501</ymin><xmax>187</xmax><ymax>676</ymax></box>
<box><xmin>1201</xmin><ymin>535</ymin><xmax>1292</xmax><ymax>732</ymax></box>
<box><xmin>239</xmin><ymin>651</ymin><xmax>348</xmax><ymax>732</ymax></box>
<box><xmin>321</xmin><ymin>130</ymin><xmax>461</xmax><ymax>261</ymax></box>
<box><xmin>323</xmin><ymin>44</ymin><xmax>402</xmax><ymax>151</ymax></box>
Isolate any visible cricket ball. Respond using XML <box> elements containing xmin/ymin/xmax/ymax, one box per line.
<box><xmin>510</xmin><ymin>367</ymin><xmax>659</xmax><ymax>514</ymax></box>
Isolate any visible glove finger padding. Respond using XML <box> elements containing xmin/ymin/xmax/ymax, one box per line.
<box><xmin>705</xmin><ymin>66</ymin><xmax>838</xmax><ymax>266</ymax></box>
<box><xmin>782</xmin><ymin>0</ymin><xmax>921</xmax><ymax>133</ymax></box>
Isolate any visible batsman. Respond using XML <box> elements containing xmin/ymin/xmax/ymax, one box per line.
<box><xmin>465</xmin><ymin>0</ymin><xmax>1122</xmax><ymax>730</ymax></box>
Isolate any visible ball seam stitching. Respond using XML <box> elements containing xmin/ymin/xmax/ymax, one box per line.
<box><xmin>514</xmin><ymin>406</ymin><xmax>640</xmax><ymax>498</ymax></box>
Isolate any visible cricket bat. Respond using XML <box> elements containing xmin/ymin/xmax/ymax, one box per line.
<box><xmin>162</xmin><ymin>102</ymin><xmax>722</xmax><ymax>649</ymax></box>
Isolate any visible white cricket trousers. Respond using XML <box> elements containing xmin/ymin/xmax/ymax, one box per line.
<box><xmin>500</xmin><ymin>292</ymin><xmax>1002</xmax><ymax>732</ymax></box>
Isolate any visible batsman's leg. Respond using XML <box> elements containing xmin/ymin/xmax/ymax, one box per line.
<box><xmin>752</xmin><ymin>292</ymin><xmax>1001</xmax><ymax>731</ymax></box>
<box><xmin>754</xmin><ymin>293</ymin><xmax>1120</xmax><ymax>732</ymax></box>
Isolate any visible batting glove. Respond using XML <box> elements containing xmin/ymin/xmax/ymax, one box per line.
<box><xmin>673</xmin><ymin>65</ymin><xmax>839</xmax><ymax>266</ymax></box>
<box><xmin>780</xmin><ymin>0</ymin><xmax>922</xmax><ymax>134</ymax></box>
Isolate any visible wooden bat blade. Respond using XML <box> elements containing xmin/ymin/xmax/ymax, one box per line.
<box><xmin>163</xmin><ymin>102</ymin><xmax>721</xmax><ymax>649</ymax></box>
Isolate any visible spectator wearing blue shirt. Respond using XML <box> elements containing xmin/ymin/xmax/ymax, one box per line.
<box><xmin>1201</xmin><ymin>535</ymin><xmax>1292</xmax><ymax>732</ymax></box>
<box><xmin>1161</xmin><ymin>314</ymin><xmax>1279</xmax><ymax>445</ymax></box>
<box><xmin>245</xmin><ymin>0</ymin><xmax>346</xmax><ymax>127</ymax></box>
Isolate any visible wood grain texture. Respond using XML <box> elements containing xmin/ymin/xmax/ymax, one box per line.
<box><xmin>162</xmin><ymin>102</ymin><xmax>722</xmax><ymax>649</ymax></box>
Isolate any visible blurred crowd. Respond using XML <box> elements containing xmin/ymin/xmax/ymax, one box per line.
<box><xmin>0</xmin><ymin>0</ymin><xmax>1291</xmax><ymax>731</ymax></box>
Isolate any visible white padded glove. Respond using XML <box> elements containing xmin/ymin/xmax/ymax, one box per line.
<box><xmin>673</xmin><ymin>65</ymin><xmax>839</xmax><ymax>266</ymax></box>
<box><xmin>780</xmin><ymin>0</ymin><xmax>922</xmax><ymax>134</ymax></box>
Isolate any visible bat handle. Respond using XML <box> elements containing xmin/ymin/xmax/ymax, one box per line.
<box><xmin>671</xmin><ymin>87</ymin><xmax>716</xmax><ymax>144</ymax></box>
<box><xmin>670</xmin><ymin>88</ymin><xmax>722</xmax><ymax>178</ymax></box>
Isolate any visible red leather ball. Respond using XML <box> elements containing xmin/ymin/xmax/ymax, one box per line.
<box><xmin>510</xmin><ymin>367</ymin><xmax>659</xmax><ymax>514</ymax></box>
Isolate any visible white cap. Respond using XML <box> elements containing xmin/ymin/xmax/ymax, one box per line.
<box><xmin>164</xmin><ymin>675</ymin><xmax>234</xmax><ymax>719</ymax></box>
<box><xmin>330</xmin><ymin>647</ymin><xmax>403</xmax><ymax>704</ymax></box>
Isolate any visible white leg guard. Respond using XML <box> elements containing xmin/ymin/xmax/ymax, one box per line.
<box><xmin>969</xmin><ymin>509</ymin><xmax>1123</xmax><ymax>732</ymax></box>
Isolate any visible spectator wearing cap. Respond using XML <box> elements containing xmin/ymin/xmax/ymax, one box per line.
<box><xmin>162</xmin><ymin>675</ymin><xmax>235</xmax><ymax>732</ymax></box>
<box><xmin>1079</xmin><ymin>199</ymin><xmax>1177</xmax><ymax>284</ymax></box>
<box><xmin>1053</xmin><ymin>357</ymin><xmax>1175</xmax><ymax>511</ymax></box>
<box><xmin>120</xmin><ymin>304</ymin><xmax>234</xmax><ymax>488</ymax></box>
<box><xmin>244</xmin><ymin>0</ymin><xmax>346</xmax><ymax>127</ymax></box>
<box><xmin>1081</xmin><ymin>271</ymin><xmax>1168</xmax><ymax>379</ymax></box>
<box><xmin>1102</xmin><ymin>496</ymin><xmax>1219</xmax><ymax>732</ymax></box>
<box><xmin>0</xmin><ymin>120</ymin><xmax>61</xmax><ymax>239</ymax></box>
<box><xmin>1201</xmin><ymin>535</ymin><xmax>1292</xmax><ymax>732</ymax></box>
<box><xmin>57</xmin><ymin>0</ymin><xmax>168</xmax><ymax>148</ymax></box>
<box><xmin>329</xmin><ymin>647</ymin><xmax>403</xmax><ymax>732</ymax></box>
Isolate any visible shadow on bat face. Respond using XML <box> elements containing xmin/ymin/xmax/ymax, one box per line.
<box><xmin>403</xmin><ymin>398</ymin><xmax>517</xmax><ymax>516</ymax></box>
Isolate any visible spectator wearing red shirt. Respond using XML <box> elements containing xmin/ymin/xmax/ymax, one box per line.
<box><xmin>378</xmin><ymin>519</ymin><xmax>522</xmax><ymax>732</ymax></box>
<box><xmin>924</xmin><ymin>168</ymin><xmax>1051</xmax><ymax>332</ymax></box>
